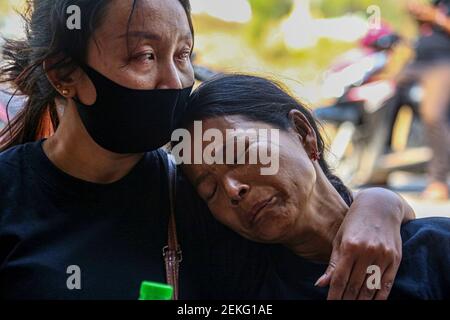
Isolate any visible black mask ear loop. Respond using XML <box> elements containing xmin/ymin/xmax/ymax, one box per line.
<box><xmin>73</xmin><ymin>62</ymin><xmax>106</xmax><ymax>106</ymax></box>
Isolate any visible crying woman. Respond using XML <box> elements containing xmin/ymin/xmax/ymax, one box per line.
<box><xmin>178</xmin><ymin>74</ymin><xmax>450</xmax><ymax>300</ymax></box>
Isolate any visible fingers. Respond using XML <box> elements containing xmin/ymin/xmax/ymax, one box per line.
<box><xmin>357</xmin><ymin>258</ymin><xmax>399</xmax><ymax>300</ymax></box>
<box><xmin>342</xmin><ymin>256</ymin><xmax>374</xmax><ymax>300</ymax></box>
<box><xmin>361</xmin><ymin>247</ymin><xmax>401</xmax><ymax>300</ymax></box>
<box><xmin>323</xmin><ymin>216</ymin><xmax>402</xmax><ymax>301</ymax></box>
<box><xmin>325</xmin><ymin>244</ymin><xmax>401</xmax><ymax>300</ymax></box>
<box><xmin>327</xmin><ymin>254</ymin><xmax>355</xmax><ymax>300</ymax></box>
<box><xmin>315</xmin><ymin>260</ymin><xmax>336</xmax><ymax>287</ymax></box>
<box><xmin>374</xmin><ymin>261</ymin><xmax>400</xmax><ymax>300</ymax></box>
<box><xmin>356</xmin><ymin>263</ymin><xmax>386</xmax><ymax>300</ymax></box>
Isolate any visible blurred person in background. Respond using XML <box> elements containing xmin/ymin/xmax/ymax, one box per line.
<box><xmin>402</xmin><ymin>0</ymin><xmax>450</xmax><ymax>200</ymax></box>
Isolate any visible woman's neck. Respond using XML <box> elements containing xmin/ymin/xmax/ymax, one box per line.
<box><xmin>43</xmin><ymin>101</ymin><xmax>143</xmax><ymax>184</ymax></box>
<box><xmin>284</xmin><ymin>163</ymin><xmax>349</xmax><ymax>262</ymax></box>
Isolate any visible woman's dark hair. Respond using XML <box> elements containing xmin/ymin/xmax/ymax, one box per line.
<box><xmin>182</xmin><ymin>74</ymin><xmax>354</xmax><ymax>206</ymax></box>
<box><xmin>0</xmin><ymin>0</ymin><xmax>194</xmax><ymax>152</ymax></box>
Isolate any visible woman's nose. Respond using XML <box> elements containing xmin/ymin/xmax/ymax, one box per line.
<box><xmin>223</xmin><ymin>176</ymin><xmax>250</xmax><ymax>206</ymax></box>
<box><xmin>156</xmin><ymin>62</ymin><xmax>183</xmax><ymax>89</ymax></box>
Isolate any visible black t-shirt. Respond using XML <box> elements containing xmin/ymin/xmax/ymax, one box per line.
<box><xmin>261</xmin><ymin>218</ymin><xmax>450</xmax><ymax>300</ymax></box>
<box><xmin>416</xmin><ymin>0</ymin><xmax>450</xmax><ymax>61</ymax></box>
<box><xmin>0</xmin><ymin>140</ymin><xmax>271</xmax><ymax>299</ymax></box>
<box><xmin>0</xmin><ymin>140</ymin><xmax>449</xmax><ymax>300</ymax></box>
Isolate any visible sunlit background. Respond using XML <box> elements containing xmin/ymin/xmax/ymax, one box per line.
<box><xmin>0</xmin><ymin>0</ymin><xmax>416</xmax><ymax>103</ymax></box>
<box><xmin>0</xmin><ymin>0</ymin><xmax>449</xmax><ymax>217</ymax></box>
<box><xmin>191</xmin><ymin>0</ymin><xmax>416</xmax><ymax>104</ymax></box>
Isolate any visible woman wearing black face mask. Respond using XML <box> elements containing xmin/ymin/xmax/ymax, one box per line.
<box><xmin>0</xmin><ymin>0</ymin><xmax>415</xmax><ymax>300</ymax></box>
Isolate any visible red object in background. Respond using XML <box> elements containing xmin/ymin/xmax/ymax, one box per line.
<box><xmin>360</xmin><ymin>22</ymin><xmax>394</xmax><ymax>48</ymax></box>
<box><xmin>0</xmin><ymin>98</ymin><xmax>54</xmax><ymax>139</ymax></box>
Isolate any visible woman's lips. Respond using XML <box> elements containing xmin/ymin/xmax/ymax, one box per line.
<box><xmin>248</xmin><ymin>195</ymin><xmax>278</xmax><ymax>226</ymax></box>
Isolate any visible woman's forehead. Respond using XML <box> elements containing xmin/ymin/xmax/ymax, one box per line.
<box><xmin>192</xmin><ymin>116</ymin><xmax>275</xmax><ymax>132</ymax></box>
<box><xmin>99</xmin><ymin>0</ymin><xmax>192</xmax><ymax>43</ymax></box>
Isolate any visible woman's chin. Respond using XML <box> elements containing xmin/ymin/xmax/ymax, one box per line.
<box><xmin>250</xmin><ymin>212</ymin><xmax>293</xmax><ymax>244</ymax></box>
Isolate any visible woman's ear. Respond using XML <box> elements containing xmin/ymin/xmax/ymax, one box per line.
<box><xmin>43</xmin><ymin>57</ymin><xmax>81</xmax><ymax>99</ymax></box>
<box><xmin>288</xmin><ymin>109</ymin><xmax>321</xmax><ymax>161</ymax></box>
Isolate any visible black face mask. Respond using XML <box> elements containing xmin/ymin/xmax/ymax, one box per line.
<box><xmin>74</xmin><ymin>64</ymin><xmax>193</xmax><ymax>154</ymax></box>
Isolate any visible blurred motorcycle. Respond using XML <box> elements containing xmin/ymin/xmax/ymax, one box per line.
<box><xmin>314</xmin><ymin>24</ymin><xmax>443</xmax><ymax>187</ymax></box>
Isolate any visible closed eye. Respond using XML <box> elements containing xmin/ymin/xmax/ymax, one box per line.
<box><xmin>196</xmin><ymin>174</ymin><xmax>218</xmax><ymax>202</ymax></box>
<box><xmin>197</xmin><ymin>182</ymin><xmax>217</xmax><ymax>202</ymax></box>
<box><xmin>206</xmin><ymin>184</ymin><xmax>218</xmax><ymax>202</ymax></box>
